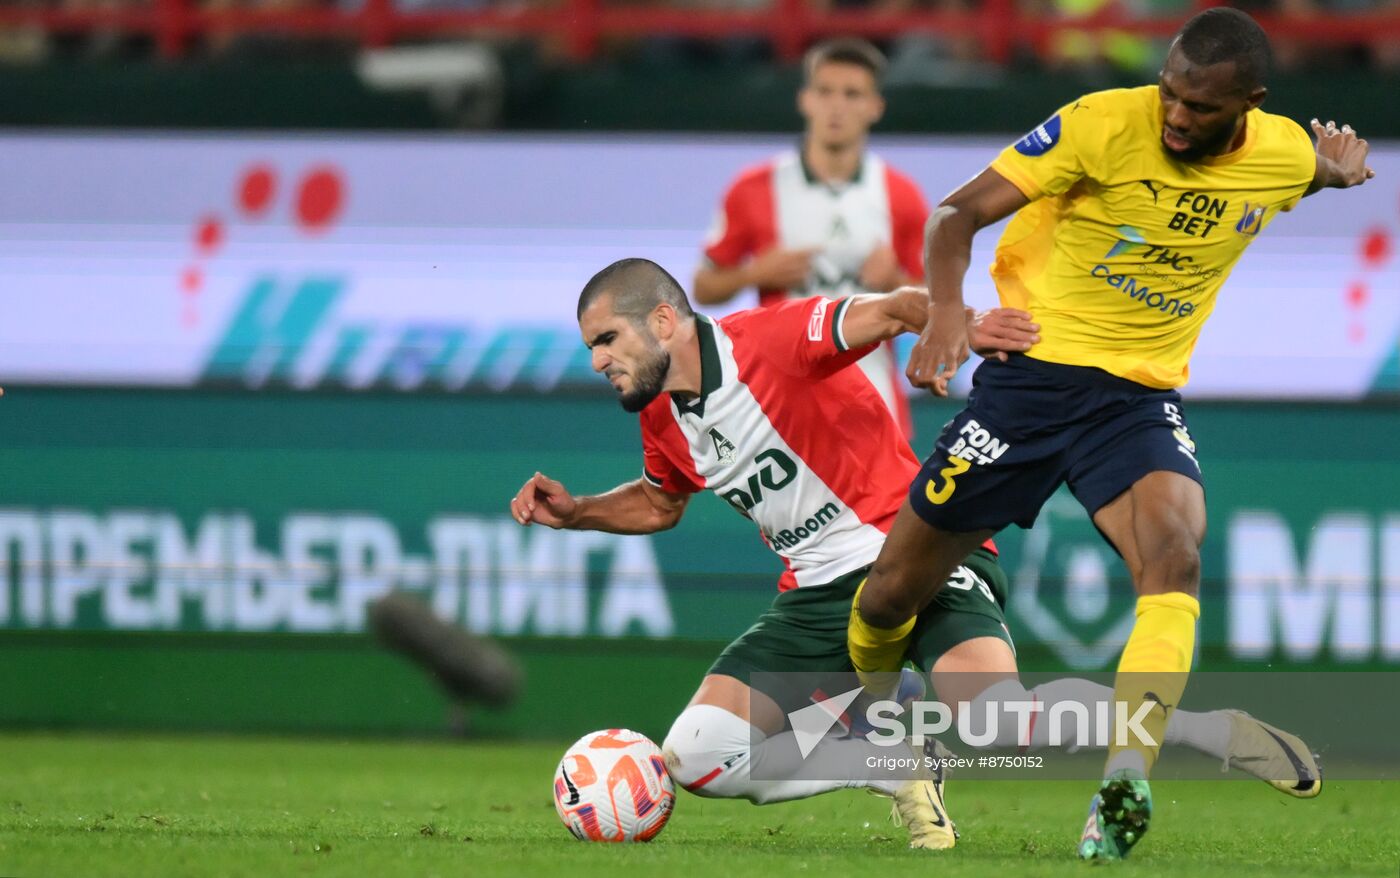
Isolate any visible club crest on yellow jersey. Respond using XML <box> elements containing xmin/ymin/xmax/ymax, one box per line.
<box><xmin>1235</xmin><ymin>202</ymin><xmax>1267</xmax><ymax>236</ymax></box>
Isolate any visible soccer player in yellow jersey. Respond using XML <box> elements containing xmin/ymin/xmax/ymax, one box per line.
<box><xmin>845</xmin><ymin>7</ymin><xmax>1375</xmax><ymax>861</ymax></box>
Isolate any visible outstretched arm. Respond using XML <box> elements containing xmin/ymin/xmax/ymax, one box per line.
<box><xmin>509</xmin><ymin>472</ymin><xmax>690</xmax><ymax>534</ymax></box>
<box><xmin>906</xmin><ymin>169</ymin><xmax>1031</xmax><ymax>396</ymax></box>
<box><xmin>1306</xmin><ymin>118</ymin><xmax>1374</xmax><ymax>195</ymax></box>
<box><xmin>839</xmin><ymin>286</ymin><xmax>1040</xmax><ymax>359</ymax></box>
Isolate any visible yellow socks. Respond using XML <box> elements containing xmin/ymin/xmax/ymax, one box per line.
<box><xmin>848</xmin><ymin>580</ymin><xmax>916</xmax><ymax>693</ymax></box>
<box><xmin>1106</xmin><ymin>592</ymin><xmax>1200</xmax><ymax>776</ymax></box>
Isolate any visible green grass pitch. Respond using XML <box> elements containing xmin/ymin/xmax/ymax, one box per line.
<box><xmin>1</xmin><ymin>732</ymin><xmax>1396</xmax><ymax>877</ymax></box>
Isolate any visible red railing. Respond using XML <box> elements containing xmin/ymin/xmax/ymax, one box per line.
<box><xmin>1</xmin><ymin>0</ymin><xmax>1398</xmax><ymax>62</ymax></box>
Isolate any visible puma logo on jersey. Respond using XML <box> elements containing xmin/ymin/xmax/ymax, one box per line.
<box><xmin>710</xmin><ymin>428</ymin><xmax>737</xmax><ymax>464</ymax></box>
<box><xmin>1138</xmin><ymin>180</ymin><xmax>1165</xmax><ymax>203</ymax></box>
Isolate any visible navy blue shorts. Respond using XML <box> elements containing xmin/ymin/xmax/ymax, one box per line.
<box><xmin>908</xmin><ymin>354</ymin><xmax>1204</xmax><ymax>533</ymax></box>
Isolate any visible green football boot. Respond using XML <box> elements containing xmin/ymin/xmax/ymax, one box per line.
<box><xmin>1076</xmin><ymin>769</ymin><xmax>1153</xmax><ymax>861</ymax></box>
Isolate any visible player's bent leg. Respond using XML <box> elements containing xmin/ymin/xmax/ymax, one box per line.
<box><xmin>667</xmin><ymin>569</ymin><xmax>957</xmax><ymax>849</ymax></box>
<box><xmin>855</xmin><ymin>374</ymin><xmax>1061</xmax><ymax>681</ymax></box>
<box><xmin>663</xmin><ymin>680</ymin><xmax>955</xmax><ymax>848</ymax></box>
<box><xmin>929</xmin><ymin>635</ymin><xmax>1019</xmax><ymax>709</ymax></box>
<box><xmin>662</xmin><ymin>674</ymin><xmax>810</xmax><ymax>801</ymax></box>
<box><xmin>860</xmin><ymin>502</ymin><xmax>992</xmax><ymax>628</ymax></box>
<box><xmin>684</xmin><ymin>673</ymin><xmax>787</xmax><ymax>735</ymax></box>
<box><xmin>851</xmin><ymin>501</ymin><xmax>990</xmax><ymax>679</ymax></box>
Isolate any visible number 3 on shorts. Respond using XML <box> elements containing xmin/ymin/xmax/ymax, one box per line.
<box><xmin>924</xmin><ymin>455</ymin><xmax>971</xmax><ymax>505</ymax></box>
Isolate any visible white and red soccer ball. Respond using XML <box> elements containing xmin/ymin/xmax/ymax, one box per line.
<box><xmin>553</xmin><ymin>729</ymin><xmax>676</xmax><ymax>842</ymax></box>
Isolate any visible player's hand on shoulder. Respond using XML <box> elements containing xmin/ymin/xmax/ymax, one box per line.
<box><xmin>509</xmin><ymin>472</ymin><xmax>577</xmax><ymax>529</ymax></box>
<box><xmin>906</xmin><ymin>304</ymin><xmax>971</xmax><ymax>398</ymax></box>
<box><xmin>1311</xmin><ymin>119</ymin><xmax>1375</xmax><ymax>189</ymax></box>
<box><xmin>747</xmin><ymin>246</ymin><xmax>816</xmax><ymax>290</ymax></box>
<box><xmin>858</xmin><ymin>245</ymin><xmax>903</xmax><ymax>292</ymax></box>
<box><xmin>966</xmin><ymin>307</ymin><xmax>1040</xmax><ymax>362</ymax></box>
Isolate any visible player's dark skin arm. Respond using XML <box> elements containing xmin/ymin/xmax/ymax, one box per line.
<box><xmin>509</xmin><ymin>473</ymin><xmax>689</xmax><ymax>534</ymax></box>
<box><xmin>905</xmin><ymin>170</ymin><xmax>1031</xmax><ymax>396</ymax></box>
<box><xmin>1304</xmin><ymin>118</ymin><xmax>1375</xmax><ymax>196</ymax></box>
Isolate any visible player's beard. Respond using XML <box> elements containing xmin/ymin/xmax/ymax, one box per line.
<box><xmin>616</xmin><ymin>343</ymin><xmax>671</xmax><ymax>413</ymax></box>
<box><xmin>1162</xmin><ymin>118</ymin><xmax>1240</xmax><ymax>163</ymax></box>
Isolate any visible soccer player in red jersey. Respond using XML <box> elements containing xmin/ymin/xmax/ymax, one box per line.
<box><xmin>694</xmin><ymin>38</ymin><xmax>928</xmax><ymax>438</ymax></box>
<box><xmin>511</xmin><ymin>258</ymin><xmax>1323</xmax><ymax>850</ymax></box>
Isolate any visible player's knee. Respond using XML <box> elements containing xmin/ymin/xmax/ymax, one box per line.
<box><xmin>859</xmin><ymin>572</ymin><xmax>921</xmax><ymax>628</ymax></box>
<box><xmin>959</xmin><ymin>678</ymin><xmax>1034</xmax><ymax>749</ymax></box>
<box><xmin>1151</xmin><ymin>537</ymin><xmax>1201</xmax><ymax>594</ymax></box>
<box><xmin>661</xmin><ymin>704</ymin><xmax>752</xmax><ymax>799</ymax></box>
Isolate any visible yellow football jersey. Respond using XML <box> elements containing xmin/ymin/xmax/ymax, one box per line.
<box><xmin>988</xmin><ymin>85</ymin><xmax>1316</xmax><ymax>388</ymax></box>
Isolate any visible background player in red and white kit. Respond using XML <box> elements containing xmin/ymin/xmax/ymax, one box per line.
<box><xmin>692</xmin><ymin>38</ymin><xmax>927</xmax><ymax>438</ymax></box>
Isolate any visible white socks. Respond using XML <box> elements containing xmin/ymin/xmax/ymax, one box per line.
<box><xmin>659</xmin><ymin>682</ymin><xmax>1237</xmax><ymax>806</ymax></box>
<box><xmin>661</xmin><ymin>704</ymin><xmax>904</xmax><ymax>804</ymax></box>
<box><xmin>1163</xmin><ymin>707</ymin><xmax>1232</xmax><ymax>761</ymax></box>
<box><xmin>963</xmin><ymin>678</ymin><xmax>1233</xmax><ymax>761</ymax></box>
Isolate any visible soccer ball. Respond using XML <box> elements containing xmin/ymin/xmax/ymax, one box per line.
<box><xmin>552</xmin><ymin>728</ymin><xmax>676</xmax><ymax>842</ymax></box>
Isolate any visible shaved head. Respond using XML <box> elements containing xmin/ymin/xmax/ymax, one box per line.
<box><xmin>577</xmin><ymin>258</ymin><xmax>695</xmax><ymax>327</ymax></box>
<box><xmin>1175</xmin><ymin>7</ymin><xmax>1272</xmax><ymax>95</ymax></box>
<box><xmin>577</xmin><ymin>258</ymin><xmax>695</xmax><ymax>413</ymax></box>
